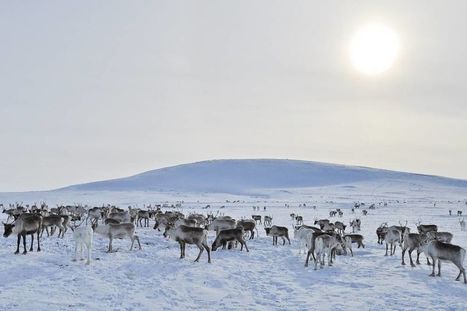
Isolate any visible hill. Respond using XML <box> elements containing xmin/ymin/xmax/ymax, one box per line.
<box><xmin>60</xmin><ymin>159</ymin><xmax>467</xmax><ymax>194</ymax></box>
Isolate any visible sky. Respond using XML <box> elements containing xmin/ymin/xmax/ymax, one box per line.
<box><xmin>1</xmin><ymin>1</ymin><xmax>467</xmax><ymax>192</ymax></box>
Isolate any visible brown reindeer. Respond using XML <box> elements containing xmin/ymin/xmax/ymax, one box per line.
<box><xmin>3</xmin><ymin>214</ymin><xmax>42</xmax><ymax>254</ymax></box>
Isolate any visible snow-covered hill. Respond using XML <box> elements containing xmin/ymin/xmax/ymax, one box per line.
<box><xmin>61</xmin><ymin>159</ymin><xmax>467</xmax><ymax>194</ymax></box>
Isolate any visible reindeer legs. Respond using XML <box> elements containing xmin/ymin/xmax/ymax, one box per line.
<box><xmin>29</xmin><ymin>234</ymin><xmax>34</xmax><ymax>252</ymax></box>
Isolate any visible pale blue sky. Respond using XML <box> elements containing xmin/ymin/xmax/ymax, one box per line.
<box><xmin>1</xmin><ymin>1</ymin><xmax>467</xmax><ymax>191</ymax></box>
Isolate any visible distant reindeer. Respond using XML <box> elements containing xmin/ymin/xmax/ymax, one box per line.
<box><xmin>251</xmin><ymin>215</ymin><xmax>262</xmax><ymax>225</ymax></box>
<box><xmin>460</xmin><ymin>218</ymin><xmax>466</xmax><ymax>231</ymax></box>
<box><xmin>349</xmin><ymin>219</ymin><xmax>361</xmax><ymax>233</ymax></box>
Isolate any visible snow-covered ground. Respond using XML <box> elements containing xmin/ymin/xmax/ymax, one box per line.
<box><xmin>1</xmin><ymin>180</ymin><xmax>466</xmax><ymax>310</ymax></box>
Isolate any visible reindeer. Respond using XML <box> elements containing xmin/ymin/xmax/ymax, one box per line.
<box><xmin>264</xmin><ymin>226</ymin><xmax>290</xmax><ymax>246</ymax></box>
<box><xmin>251</xmin><ymin>215</ymin><xmax>262</xmax><ymax>225</ymax></box>
<box><xmin>105</xmin><ymin>218</ymin><xmax>120</xmax><ymax>225</ymax></box>
<box><xmin>343</xmin><ymin>234</ymin><xmax>365</xmax><ymax>249</ymax></box>
<box><xmin>460</xmin><ymin>218</ymin><xmax>466</xmax><ymax>231</ymax></box>
<box><xmin>137</xmin><ymin>210</ymin><xmax>150</xmax><ymax>227</ymax></box>
<box><xmin>174</xmin><ymin>218</ymin><xmax>197</xmax><ymax>228</ymax></box>
<box><xmin>72</xmin><ymin>224</ymin><xmax>93</xmax><ymax>265</ymax></box>
<box><xmin>106</xmin><ymin>211</ymin><xmax>131</xmax><ymax>224</ymax></box>
<box><xmin>264</xmin><ymin>215</ymin><xmax>273</xmax><ymax>227</ymax></box>
<box><xmin>342</xmin><ymin>235</ymin><xmax>354</xmax><ymax>256</ymax></box>
<box><xmin>87</xmin><ymin>207</ymin><xmax>102</xmax><ymax>226</ymax></box>
<box><xmin>207</xmin><ymin>218</ymin><xmax>236</xmax><ymax>235</ymax></box>
<box><xmin>163</xmin><ymin>224</ymin><xmax>211</xmax><ymax>263</ymax></box>
<box><xmin>431</xmin><ymin>231</ymin><xmax>453</xmax><ymax>243</ymax></box>
<box><xmin>392</xmin><ymin>221</ymin><xmax>410</xmax><ymax>241</ymax></box>
<box><xmin>294</xmin><ymin>226</ymin><xmax>318</xmax><ymax>255</ymax></box>
<box><xmin>211</xmin><ymin>228</ymin><xmax>249</xmax><ymax>252</ymax></box>
<box><xmin>41</xmin><ymin>215</ymin><xmax>66</xmax><ymax>238</ymax></box>
<box><xmin>322</xmin><ymin>222</ymin><xmax>335</xmax><ymax>232</ymax></box>
<box><xmin>384</xmin><ymin>227</ymin><xmax>402</xmax><ymax>256</ymax></box>
<box><xmin>3</xmin><ymin>214</ymin><xmax>42</xmax><ymax>254</ymax></box>
<box><xmin>237</xmin><ymin>219</ymin><xmax>257</xmax><ymax>239</ymax></box>
<box><xmin>314</xmin><ymin>219</ymin><xmax>330</xmax><ymax>230</ymax></box>
<box><xmin>349</xmin><ymin>219</ymin><xmax>361</xmax><ymax>233</ymax></box>
<box><xmin>420</xmin><ymin>233</ymin><xmax>466</xmax><ymax>283</ymax></box>
<box><xmin>94</xmin><ymin>223</ymin><xmax>141</xmax><ymax>252</ymax></box>
<box><xmin>295</xmin><ymin>215</ymin><xmax>303</xmax><ymax>225</ymax></box>
<box><xmin>416</xmin><ymin>222</ymin><xmax>438</xmax><ymax>234</ymax></box>
<box><xmin>304</xmin><ymin>231</ymin><xmax>339</xmax><ymax>265</ymax></box>
<box><xmin>187</xmin><ymin>214</ymin><xmax>206</xmax><ymax>227</ymax></box>
<box><xmin>401</xmin><ymin>230</ymin><xmax>423</xmax><ymax>267</ymax></box>
<box><xmin>153</xmin><ymin>213</ymin><xmax>177</xmax><ymax>231</ymax></box>
<box><xmin>376</xmin><ymin>223</ymin><xmax>388</xmax><ymax>244</ymax></box>
<box><xmin>3</xmin><ymin>208</ymin><xmax>23</xmax><ymax>222</ymax></box>
<box><xmin>312</xmin><ymin>234</ymin><xmax>343</xmax><ymax>270</ymax></box>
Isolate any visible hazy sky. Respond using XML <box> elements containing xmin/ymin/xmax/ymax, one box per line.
<box><xmin>1</xmin><ymin>1</ymin><xmax>467</xmax><ymax>191</ymax></box>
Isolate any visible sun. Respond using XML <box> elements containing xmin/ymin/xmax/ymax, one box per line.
<box><xmin>350</xmin><ymin>23</ymin><xmax>400</xmax><ymax>75</ymax></box>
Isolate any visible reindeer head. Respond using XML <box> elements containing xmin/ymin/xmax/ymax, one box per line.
<box><xmin>3</xmin><ymin>222</ymin><xmax>15</xmax><ymax>237</ymax></box>
<box><xmin>211</xmin><ymin>236</ymin><xmax>224</xmax><ymax>251</ymax></box>
<box><xmin>419</xmin><ymin>231</ymin><xmax>436</xmax><ymax>247</ymax></box>
<box><xmin>163</xmin><ymin>223</ymin><xmax>175</xmax><ymax>239</ymax></box>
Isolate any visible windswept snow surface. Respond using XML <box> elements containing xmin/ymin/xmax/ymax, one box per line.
<box><xmin>1</xmin><ymin>181</ymin><xmax>466</xmax><ymax>310</ymax></box>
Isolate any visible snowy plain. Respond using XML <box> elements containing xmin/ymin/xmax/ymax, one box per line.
<box><xmin>1</xmin><ymin>178</ymin><xmax>466</xmax><ymax>311</ymax></box>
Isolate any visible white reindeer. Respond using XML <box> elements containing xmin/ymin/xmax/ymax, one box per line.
<box><xmin>460</xmin><ymin>218</ymin><xmax>466</xmax><ymax>232</ymax></box>
<box><xmin>72</xmin><ymin>225</ymin><xmax>93</xmax><ymax>265</ymax></box>
<box><xmin>294</xmin><ymin>226</ymin><xmax>316</xmax><ymax>255</ymax></box>
<box><xmin>384</xmin><ymin>227</ymin><xmax>402</xmax><ymax>256</ymax></box>
<box><xmin>313</xmin><ymin>234</ymin><xmax>342</xmax><ymax>270</ymax></box>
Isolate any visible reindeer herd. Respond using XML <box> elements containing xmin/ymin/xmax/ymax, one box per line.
<box><xmin>1</xmin><ymin>201</ymin><xmax>466</xmax><ymax>284</ymax></box>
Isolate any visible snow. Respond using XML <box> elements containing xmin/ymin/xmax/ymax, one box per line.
<box><xmin>1</xmin><ymin>173</ymin><xmax>467</xmax><ymax>310</ymax></box>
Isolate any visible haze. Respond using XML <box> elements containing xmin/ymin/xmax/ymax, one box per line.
<box><xmin>1</xmin><ymin>1</ymin><xmax>467</xmax><ymax>191</ymax></box>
